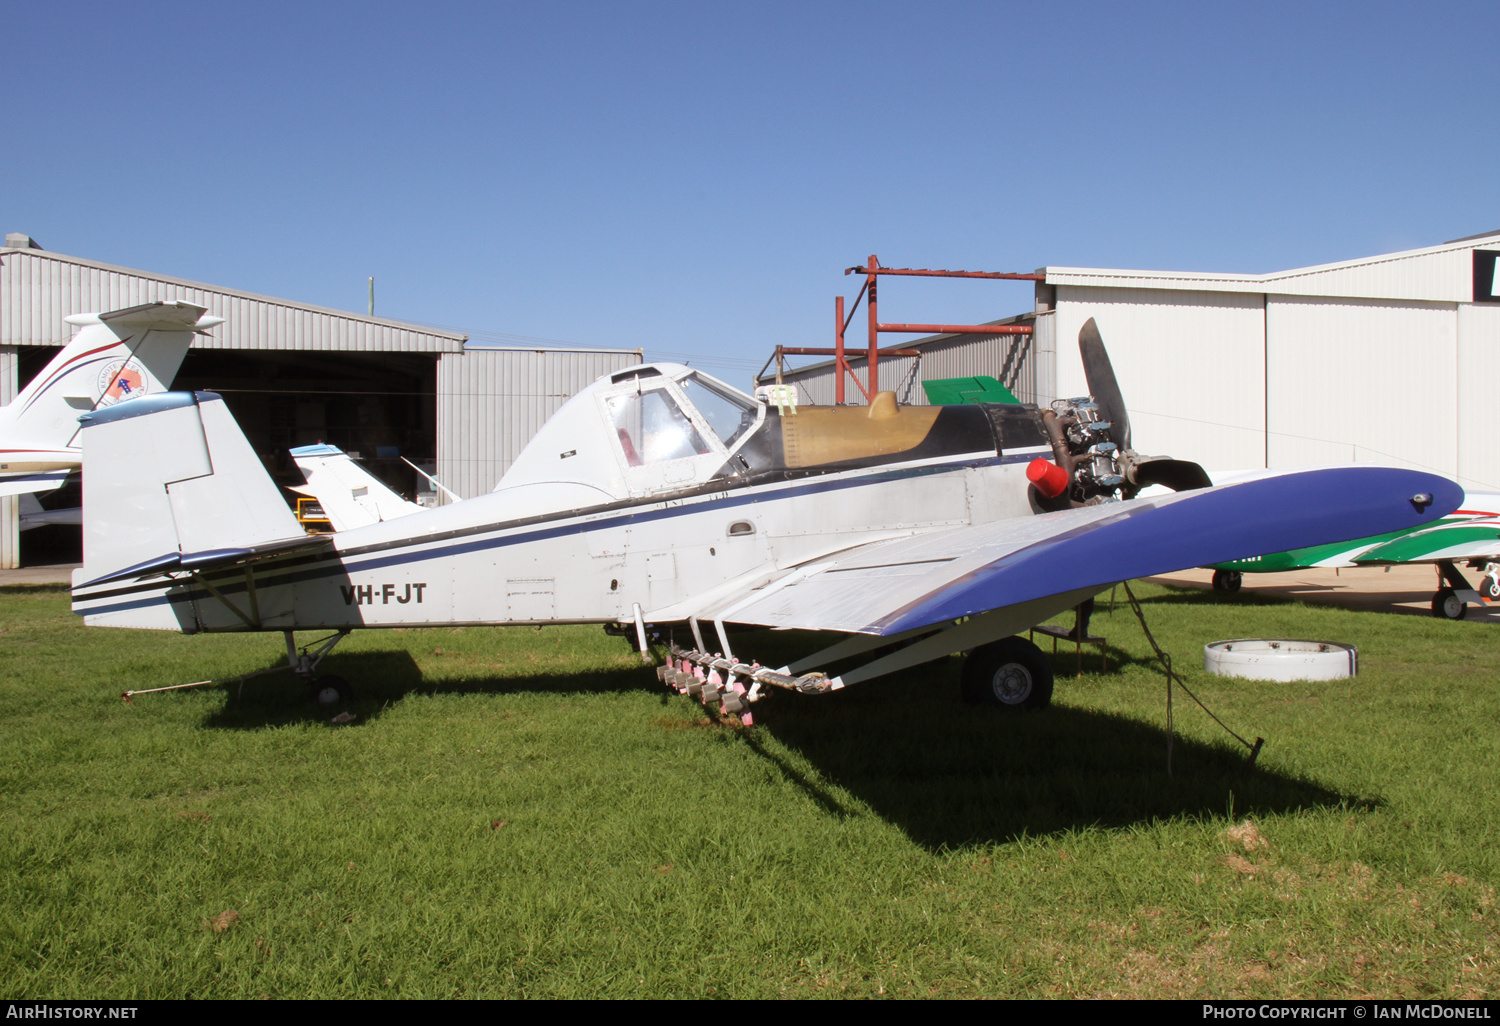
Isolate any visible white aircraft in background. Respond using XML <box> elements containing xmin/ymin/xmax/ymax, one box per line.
<box><xmin>287</xmin><ymin>443</ymin><xmax>425</xmax><ymax>532</ymax></box>
<box><xmin>1203</xmin><ymin>484</ymin><xmax>1500</xmax><ymax>619</ymax></box>
<box><xmin>71</xmin><ymin>321</ymin><xmax>1460</xmax><ymax>718</ymax></box>
<box><xmin>1</xmin><ymin>301</ymin><xmax>221</xmax><ymax>500</ymax></box>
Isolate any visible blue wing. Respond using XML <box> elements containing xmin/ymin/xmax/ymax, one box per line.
<box><xmin>698</xmin><ymin>466</ymin><xmax>1462</xmax><ymax>636</ymax></box>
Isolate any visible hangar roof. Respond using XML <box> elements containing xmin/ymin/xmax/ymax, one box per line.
<box><xmin>1043</xmin><ymin>230</ymin><xmax>1500</xmax><ymax>304</ymax></box>
<box><xmin>0</xmin><ymin>243</ymin><xmax>467</xmax><ymax>353</ymax></box>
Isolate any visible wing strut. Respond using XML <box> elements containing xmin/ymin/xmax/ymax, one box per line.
<box><xmin>189</xmin><ymin>568</ymin><xmax>262</xmax><ymax>630</ymax></box>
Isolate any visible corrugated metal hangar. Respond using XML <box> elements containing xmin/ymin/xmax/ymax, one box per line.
<box><xmin>763</xmin><ymin>230</ymin><xmax>1500</xmax><ymax>492</ymax></box>
<box><xmin>0</xmin><ymin>236</ymin><xmax>640</xmax><ymax>567</ymax></box>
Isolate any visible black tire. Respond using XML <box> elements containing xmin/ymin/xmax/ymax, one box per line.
<box><xmin>311</xmin><ymin>674</ymin><xmax>352</xmax><ymax>705</ymax></box>
<box><xmin>962</xmin><ymin>637</ymin><xmax>1054</xmax><ymax>710</ymax></box>
<box><xmin>1432</xmin><ymin>589</ymin><xmax>1467</xmax><ymax>620</ymax></box>
<box><xmin>1484</xmin><ymin>577</ymin><xmax>1500</xmax><ymax>602</ymax></box>
<box><xmin>1212</xmin><ymin>570</ymin><xmax>1243</xmax><ymax>592</ymax></box>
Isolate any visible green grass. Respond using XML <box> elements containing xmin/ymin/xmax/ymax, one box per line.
<box><xmin>2</xmin><ymin>581</ymin><xmax>1498</xmax><ymax>998</ymax></box>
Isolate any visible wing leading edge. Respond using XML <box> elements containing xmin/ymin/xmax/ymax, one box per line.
<box><xmin>700</xmin><ymin>467</ymin><xmax>1462</xmax><ymax>636</ymax></box>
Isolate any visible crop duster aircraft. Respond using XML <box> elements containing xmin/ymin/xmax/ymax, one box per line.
<box><xmin>71</xmin><ymin>321</ymin><xmax>1461</xmax><ymax>715</ymax></box>
<box><xmin>1</xmin><ymin>301</ymin><xmax>218</xmax><ymax>499</ymax></box>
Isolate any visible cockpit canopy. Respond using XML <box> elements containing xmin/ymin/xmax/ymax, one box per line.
<box><xmin>492</xmin><ymin>361</ymin><xmax>1038</xmax><ymax>515</ymax></box>
<box><xmin>494</xmin><ymin>364</ymin><xmax>764</xmax><ymax>505</ymax></box>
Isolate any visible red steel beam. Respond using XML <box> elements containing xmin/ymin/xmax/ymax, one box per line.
<box><xmin>834</xmin><ymin>295</ymin><xmax>845</xmax><ymax>405</ymax></box>
<box><xmin>778</xmin><ymin>347</ymin><xmax>922</xmax><ymax>356</ymax></box>
<box><xmin>877</xmin><ymin>323</ymin><xmax>1032</xmax><ymax>335</ymax></box>
<box><xmin>866</xmin><ymin>255</ymin><xmax>879</xmax><ymax>398</ymax></box>
<box><xmin>818</xmin><ymin>255</ymin><xmax>1040</xmax><ymax>401</ymax></box>
<box><xmin>845</xmin><ymin>265</ymin><xmax>1045</xmax><ymax>281</ymax></box>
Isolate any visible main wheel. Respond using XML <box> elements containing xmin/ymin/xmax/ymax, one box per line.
<box><xmin>1484</xmin><ymin>577</ymin><xmax>1500</xmax><ymax>602</ymax></box>
<box><xmin>1212</xmin><ymin>570</ymin><xmax>1243</xmax><ymax>592</ymax></box>
<box><xmin>311</xmin><ymin>674</ymin><xmax>352</xmax><ymax>705</ymax></box>
<box><xmin>962</xmin><ymin>637</ymin><xmax>1054</xmax><ymax>710</ymax></box>
<box><xmin>1432</xmin><ymin>589</ymin><xmax>1467</xmax><ymax>620</ymax></box>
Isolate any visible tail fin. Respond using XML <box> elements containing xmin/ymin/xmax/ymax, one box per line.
<box><xmin>0</xmin><ymin>301</ymin><xmax>222</xmax><ymax>495</ymax></box>
<box><xmin>290</xmin><ymin>443</ymin><xmax>421</xmax><ymax>531</ymax></box>
<box><xmin>76</xmin><ymin>391</ymin><xmax>302</xmax><ymax>582</ymax></box>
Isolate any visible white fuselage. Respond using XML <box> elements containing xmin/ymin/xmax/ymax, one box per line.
<box><xmin>75</xmin><ymin>448</ymin><xmax>1044</xmax><ymax>633</ymax></box>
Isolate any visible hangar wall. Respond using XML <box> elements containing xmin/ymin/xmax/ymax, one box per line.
<box><xmin>0</xmin><ymin>345</ymin><xmax>14</xmax><ymax>568</ymax></box>
<box><xmin>1263</xmin><ymin>297</ymin><xmax>1457</xmax><ymax>472</ymax></box>
<box><xmin>1457</xmin><ymin>303</ymin><xmax>1500</xmax><ymax>491</ymax></box>
<box><xmin>1045</xmin><ymin>232</ymin><xmax>1500</xmax><ymax>491</ymax></box>
<box><xmin>1049</xmin><ymin>286</ymin><xmax>1268</xmax><ymax>470</ymax></box>
<box><xmin>0</xmin><ymin>248</ymin><xmax>463</xmax><ymax>354</ymax></box>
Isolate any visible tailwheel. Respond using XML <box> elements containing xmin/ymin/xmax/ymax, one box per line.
<box><xmin>311</xmin><ymin>674</ymin><xmax>352</xmax><ymax>705</ymax></box>
<box><xmin>1212</xmin><ymin>570</ymin><xmax>1243</xmax><ymax>592</ymax></box>
<box><xmin>961</xmin><ymin>636</ymin><xmax>1054</xmax><ymax>711</ymax></box>
<box><xmin>1432</xmin><ymin>589</ymin><xmax>1467</xmax><ymax>620</ymax></box>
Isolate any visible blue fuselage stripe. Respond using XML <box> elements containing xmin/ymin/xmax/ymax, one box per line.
<box><xmin>77</xmin><ymin>451</ymin><xmax>1038</xmax><ymax>606</ymax></box>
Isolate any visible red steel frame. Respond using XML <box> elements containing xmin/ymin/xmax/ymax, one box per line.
<box><xmin>764</xmin><ymin>256</ymin><xmax>1046</xmax><ymax>404</ymax></box>
<box><xmin>830</xmin><ymin>255</ymin><xmax>1044</xmax><ymax>403</ymax></box>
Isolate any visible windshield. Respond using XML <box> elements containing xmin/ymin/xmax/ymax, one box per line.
<box><xmin>679</xmin><ymin>375</ymin><xmax>757</xmax><ymax>449</ymax></box>
<box><xmin>605</xmin><ymin>389</ymin><xmax>712</xmax><ymax>466</ymax></box>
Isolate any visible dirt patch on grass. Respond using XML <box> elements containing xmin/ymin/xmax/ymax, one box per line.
<box><xmin>1222</xmin><ymin>852</ymin><xmax>1261</xmax><ymax>876</ymax></box>
<box><xmin>1222</xmin><ymin>819</ymin><xmax>1269</xmax><ymax>851</ymax></box>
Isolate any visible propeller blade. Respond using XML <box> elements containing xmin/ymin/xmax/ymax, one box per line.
<box><xmin>1078</xmin><ymin>318</ymin><xmax>1131</xmax><ymax>452</ymax></box>
<box><xmin>1129</xmin><ymin>458</ymin><xmax>1213</xmax><ymax>493</ymax></box>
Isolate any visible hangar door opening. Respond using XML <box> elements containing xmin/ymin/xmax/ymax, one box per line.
<box><xmin>14</xmin><ymin>347</ymin><xmax>438</xmax><ymax>565</ymax></box>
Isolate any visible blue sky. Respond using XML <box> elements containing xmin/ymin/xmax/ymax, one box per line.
<box><xmin>4</xmin><ymin>1</ymin><xmax>1495</xmax><ymax>382</ymax></box>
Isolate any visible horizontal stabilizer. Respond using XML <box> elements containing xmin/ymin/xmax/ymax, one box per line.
<box><xmin>78</xmin><ymin>533</ymin><xmax>332</xmax><ymax>587</ymax></box>
<box><xmin>0</xmin><ymin>470</ymin><xmax>71</xmax><ymax>497</ymax></box>
<box><xmin>18</xmin><ymin>493</ymin><xmax>81</xmax><ymax>532</ymax></box>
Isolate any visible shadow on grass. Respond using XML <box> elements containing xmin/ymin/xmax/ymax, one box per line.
<box><xmin>1106</xmin><ymin>585</ymin><xmax>1295</xmax><ymax>610</ymax></box>
<box><xmin>198</xmin><ymin>620</ymin><xmax>1376</xmax><ymax>849</ymax></box>
<box><xmin>741</xmin><ymin>662</ymin><xmax>1378</xmax><ymax>850</ymax></box>
<box><xmin>201</xmin><ymin>649</ymin><xmax>656</xmax><ymax>730</ymax></box>
<box><xmin>701</xmin><ymin>625</ymin><xmax>1375</xmax><ymax>848</ymax></box>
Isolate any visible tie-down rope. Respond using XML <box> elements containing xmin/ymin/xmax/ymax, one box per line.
<box><xmin>1119</xmin><ymin>580</ymin><xmax>1265</xmax><ymax>776</ymax></box>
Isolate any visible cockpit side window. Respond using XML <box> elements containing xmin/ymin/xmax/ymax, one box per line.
<box><xmin>606</xmin><ymin>389</ymin><xmax>711</xmax><ymax>466</ymax></box>
<box><xmin>679</xmin><ymin>376</ymin><xmax>757</xmax><ymax>449</ymax></box>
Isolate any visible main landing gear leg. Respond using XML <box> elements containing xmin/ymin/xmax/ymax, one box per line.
<box><xmin>1432</xmin><ymin>562</ymin><xmax>1481</xmax><ymax>620</ymax></box>
<box><xmin>1211</xmin><ymin>570</ymin><xmax>1243</xmax><ymax>592</ymax></box>
<box><xmin>1481</xmin><ymin>562</ymin><xmax>1500</xmax><ymax>602</ymax></box>
<box><xmin>284</xmin><ymin>629</ymin><xmax>354</xmax><ymax>704</ymax></box>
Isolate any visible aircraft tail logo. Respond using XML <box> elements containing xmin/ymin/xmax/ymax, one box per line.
<box><xmin>97</xmin><ymin>360</ymin><xmax>148</xmax><ymax>405</ymax></box>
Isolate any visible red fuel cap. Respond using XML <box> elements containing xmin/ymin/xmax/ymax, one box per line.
<box><xmin>1027</xmin><ymin>458</ymin><xmax>1070</xmax><ymax>498</ymax></box>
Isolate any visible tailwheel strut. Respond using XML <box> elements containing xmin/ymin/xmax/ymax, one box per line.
<box><xmin>120</xmin><ymin>629</ymin><xmax>355</xmax><ymax>704</ymax></box>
